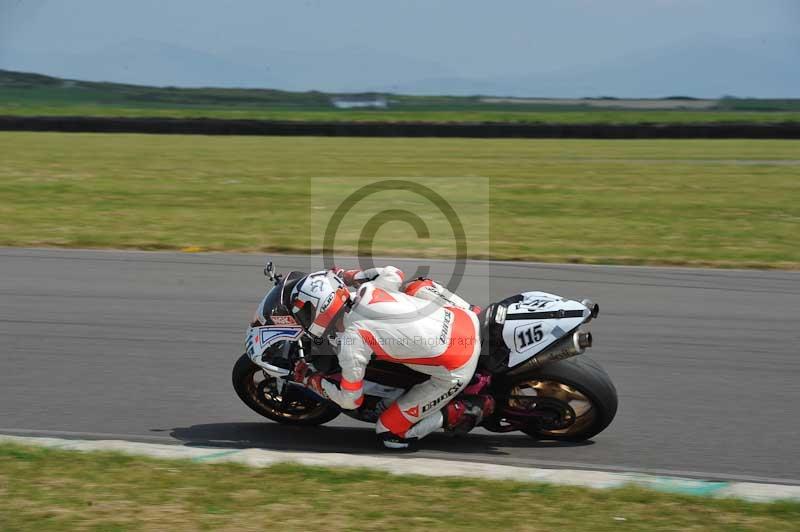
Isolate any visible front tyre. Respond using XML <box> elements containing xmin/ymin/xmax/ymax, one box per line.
<box><xmin>510</xmin><ymin>355</ymin><xmax>617</xmax><ymax>441</ymax></box>
<box><xmin>232</xmin><ymin>353</ymin><xmax>340</xmax><ymax>426</ymax></box>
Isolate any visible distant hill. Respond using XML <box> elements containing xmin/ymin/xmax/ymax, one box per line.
<box><xmin>2</xmin><ymin>68</ymin><xmax>794</xmax><ymax>107</ymax></box>
<box><xmin>2</xmin><ymin>69</ymin><xmax>799</xmax><ymax>122</ymax></box>
<box><xmin>0</xmin><ymin>68</ymin><xmax>344</xmax><ymax>107</ymax></box>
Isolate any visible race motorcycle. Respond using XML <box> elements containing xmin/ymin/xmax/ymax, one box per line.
<box><xmin>232</xmin><ymin>261</ymin><xmax>618</xmax><ymax>442</ymax></box>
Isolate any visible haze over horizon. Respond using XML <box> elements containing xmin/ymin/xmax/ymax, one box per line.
<box><xmin>1</xmin><ymin>0</ymin><xmax>798</xmax><ymax>98</ymax></box>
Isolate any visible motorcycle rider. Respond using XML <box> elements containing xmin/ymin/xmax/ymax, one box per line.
<box><xmin>285</xmin><ymin>265</ymin><xmax>494</xmax><ymax>449</ymax></box>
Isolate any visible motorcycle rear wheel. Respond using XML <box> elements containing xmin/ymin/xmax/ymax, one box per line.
<box><xmin>509</xmin><ymin>355</ymin><xmax>617</xmax><ymax>442</ymax></box>
<box><xmin>232</xmin><ymin>353</ymin><xmax>340</xmax><ymax>426</ymax></box>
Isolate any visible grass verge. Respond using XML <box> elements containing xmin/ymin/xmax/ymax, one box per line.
<box><xmin>1</xmin><ymin>443</ymin><xmax>799</xmax><ymax>531</ymax></box>
<box><xmin>0</xmin><ymin>132</ymin><xmax>798</xmax><ymax>268</ymax></box>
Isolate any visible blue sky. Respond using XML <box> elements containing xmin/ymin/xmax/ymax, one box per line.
<box><xmin>1</xmin><ymin>0</ymin><xmax>798</xmax><ymax>97</ymax></box>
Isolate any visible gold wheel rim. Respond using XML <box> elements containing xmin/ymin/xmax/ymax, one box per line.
<box><xmin>245</xmin><ymin>367</ymin><xmax>328</xmax><ymax>421</ymax></box>
<box><xmin>508</xmin><ymin>380</ymin><xmax>597</xmax><ymax>436</ymax></box>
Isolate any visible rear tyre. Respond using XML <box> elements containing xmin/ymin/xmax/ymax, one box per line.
<box><xmin>232</xmin><ymin>353</ymin><xmax>340</xmax><ymax>426</ymax></box>
<box><xmin>509</xmin><ymin>355</ymin><xmax>617</xmax><ymax>442</ymax></box>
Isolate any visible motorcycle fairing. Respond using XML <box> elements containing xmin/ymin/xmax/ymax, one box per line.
<box><xmin>245</xmin><ymin>325</ymin><xmax>303</xmax><ymax>361</ymax></box>
<box><xmin>486</xmin><ymin>291</ymin><xmax>591</xmax><ymax>369</ymax></box>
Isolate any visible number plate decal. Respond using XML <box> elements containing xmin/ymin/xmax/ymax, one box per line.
<box><xmin>514</xmin><ymin>322</ymin><xmax>546</xmax><ymax>352</ymax></box>
<box><xmin>502</xmin><ymin>290</ymin><xmax>589</xmax><ymax>368</ymax></box>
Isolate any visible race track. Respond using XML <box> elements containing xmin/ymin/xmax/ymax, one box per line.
<box><xmin>1</xmin><ymin>248</ymin><xmax>799</xmax><ymax>484</ymax></box>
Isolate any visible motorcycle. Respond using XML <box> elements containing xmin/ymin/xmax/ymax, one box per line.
<box><xmin>232</xmin><ymin>260</ymin><xmax>618</xmax><ymax>442</ymax></box>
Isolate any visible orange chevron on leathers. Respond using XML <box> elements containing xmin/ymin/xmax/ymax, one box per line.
<box><xmin>369</xmin><ymin>288</ymin><xmax>397</xmax><ymax>305</ymax></box>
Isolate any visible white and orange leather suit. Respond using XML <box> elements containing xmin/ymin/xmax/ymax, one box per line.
<box><xmin>320</xmin><ymin>266</ymin><xmax>481</xmax><ymax>442</ymax></box>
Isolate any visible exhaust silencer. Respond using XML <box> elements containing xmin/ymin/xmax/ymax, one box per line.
<box><xmin>580</xmin><ymin>299</ymin><xmax>600</xmax><ymax>323</ymax></box>
<box><xmin>507</xmin><ymin>330</ymin><xmax>592</xmax><ymax>376</ymax></box>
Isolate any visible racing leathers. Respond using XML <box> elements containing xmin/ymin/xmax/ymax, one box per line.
<box><xmin>315</xmin><ymin>266</ymin><xmax>485</xmax><ymax>445</ymax></box>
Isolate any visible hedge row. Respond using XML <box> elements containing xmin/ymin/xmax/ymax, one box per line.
<box><xmin>2</xmin><ymin>116</ymin><xmax>799</xmax><ymax>138</ymax></box>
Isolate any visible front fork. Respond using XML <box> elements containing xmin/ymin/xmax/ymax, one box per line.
<box><xmin>281</xmin><ymin>340</ymin><xmax>322</xmax><ymax>408</ymax></box>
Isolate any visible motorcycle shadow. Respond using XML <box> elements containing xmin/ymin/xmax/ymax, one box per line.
<box><xmin>167</xmin><ymin>422</ymin><xmax>593</xmax><ymax>456</ymax></box>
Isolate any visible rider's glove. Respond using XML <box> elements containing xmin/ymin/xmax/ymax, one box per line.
<box><xmin>292</xmin><ymin>360</ymin><xmax>325</xmax><ymax>396</ymax></box>
<box><xmin>341</xmin><ymin>270</ymin><xmax>362</xmax><ymax>287</ymax></box>
<box><xmin>331</xmin><ymin>266</ymin><xmax>360</xmax><ymax>286</ymax></box>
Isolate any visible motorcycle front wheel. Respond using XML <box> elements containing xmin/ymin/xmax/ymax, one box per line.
<box><xmin>232</xmin><ymin>353</ymin><xmax>340</xmax><ymax>426</ymax></box>
<box><xmin>507</xmin><ymin>355</ymin><xmax>618</xmax><ymax>442</ymax></box>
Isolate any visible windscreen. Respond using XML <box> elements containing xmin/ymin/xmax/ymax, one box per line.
<box><xmin>255</xmin><ymin>285</ymin><xmax>282</xmax><ymax>325</ymax></box>
<box><xmin>254</xmin><ymin>271</ymin><xmax>306</xmax><ymax>325</ymax></box>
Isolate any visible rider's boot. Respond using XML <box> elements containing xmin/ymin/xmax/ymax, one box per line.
<box><xmin>377</xmin><ymin>412</ymin><xmax>443</xmax><ymax>450</ymax></box>
<box><xmin>378</xmin><ymin>432</ymin><xmax>418</xmax><ymax>450</ymax></box>
<box><xmin>443</xmin><ymin>395</ymin><xmax>495</xmax><ymax>435</ymax></box>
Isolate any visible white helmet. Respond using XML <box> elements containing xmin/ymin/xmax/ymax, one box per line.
<box><xmin>289</xmin><ymin>270</ymin><xmax>351</xmax><ymax>338</ymax></box>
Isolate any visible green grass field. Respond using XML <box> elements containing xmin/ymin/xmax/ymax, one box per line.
<box><xmin>1</xmin><ymin>132</ymin><xmax>798</xmax><ymax>268</ymax></box>
<box><xmin>1</xmin><ymin>443</ymin><xmax>799</xmax><ymax>531</ymax></box>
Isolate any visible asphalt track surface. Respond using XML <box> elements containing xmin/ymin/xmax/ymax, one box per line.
<box><xmin>1</xmin><ymin>248</ymin><xmax>799</xmax><ymax>484</ymax></box>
